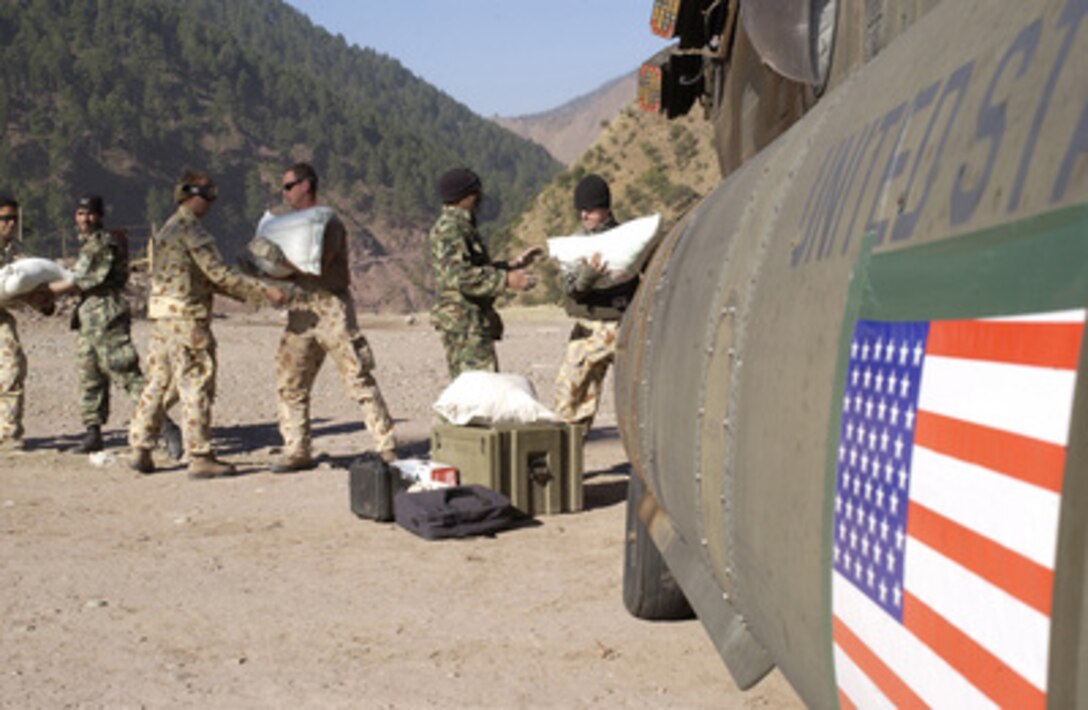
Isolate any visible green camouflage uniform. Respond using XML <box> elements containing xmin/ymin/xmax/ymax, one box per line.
<box><xmin>274</xmin><ymin>214</ymin><xmax>396</xmax><ymax>459</ymax></box>
<box><xmin>129</xmin><ymin>205</ymin><xmax>269</xmax><ymax>457</ymax></box>
<box><xmin>428</xmin><ymin>204</ymin><xmax>508</xmax><ymax>378</ymax></box>
<box><xmin>0</xmin><ymin>238</ymin><xmax>27</xmax><ymax>445</ymax></box>
<box><xmin>71</xmin><ymin>227</ymin><xmax>145</xmax><ymax>427</ymax></box>
<box><xmin>553</xmin><ymin>216</ymin><xmax>636</xmax><ymax>427</ymax></box>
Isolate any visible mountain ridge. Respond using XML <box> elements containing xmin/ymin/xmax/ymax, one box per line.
<box><xmin>492</xmin><ymin>73</ymin><xmax>638</xmax><ymax>164</ymax></box>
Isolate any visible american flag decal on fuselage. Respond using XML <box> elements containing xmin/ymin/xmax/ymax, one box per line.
<box><xmin>831</xmin><ymin>309</ymin><xmax>1085</xmax><ymax>708</ymax></box>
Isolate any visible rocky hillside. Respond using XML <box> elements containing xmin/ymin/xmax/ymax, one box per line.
<box><xmin>492</xmin><ymin>73</ymin><xmax>638</xmax><ymax>164</ymax></box>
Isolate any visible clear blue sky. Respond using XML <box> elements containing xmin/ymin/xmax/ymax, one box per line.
<box><xmin>283</xmin><ymin>1</ymin><xmax>671</xmax><ymax>117</ymax></box>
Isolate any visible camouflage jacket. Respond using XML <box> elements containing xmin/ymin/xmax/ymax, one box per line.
<box><xmin>147</xmin><ymin>205</ymin><xmax>267</xmax><ymax>320</ymax></box>
<box><xmin>560</xmin><ymin>215</ymin><xmax>640</xmax><ymax>322</ymax></box>
<box><xmin>428</xmin><ymin>204</ymin><xmax>507</xmax><ymax>339</ymax></box>
<box><xmin>72</xmin><ymin>227</ymin><xmax>129</xmax><ymax>330</ymax></box>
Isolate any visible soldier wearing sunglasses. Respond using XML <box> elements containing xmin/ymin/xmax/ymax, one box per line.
<box><xmin>128</xmin><ymin>170</ymin><xmax>287</xmax><ymax>478</ymax></box>
<box><xmin>270</xmin><ymin>162</ymin><xmax>397</xmax><ymax>473</ymax></box>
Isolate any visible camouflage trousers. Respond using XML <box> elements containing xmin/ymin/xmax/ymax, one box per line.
<box><xmin>77</xmin><ymin>317</ymin><xmax>144</xmax><ymax>427</ymax></box>
<box><xmin>130</xmin><ymin>318</ymin><xmax>217</xmax><ymax>457</ymax></box>
<box><xmin>276</xmin><ymin>291</ymin><xmax>396</xmax><ymax>458</ymax></box>
<box><xmin>554</xmin><ymin>319</ymin><xmax>618</xmax><ymax>428</ymax></box>
<box><xmin>0</xmin><ymin>309</ymin><xmax>26</xmax><ymax>444</ymax></box>
<box><xmin>439</xmin><ymin>329</ymin><xmax>499</xmax><ymax>380</ymax></box>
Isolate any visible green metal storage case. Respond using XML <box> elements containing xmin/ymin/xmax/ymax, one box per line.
<box><xmin>430</xmin><ymin>422</ymin><xmax>584</xmax><ymax>515</ymax></box>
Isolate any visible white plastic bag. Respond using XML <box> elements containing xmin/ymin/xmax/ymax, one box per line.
<box><xmin>433</xmin><ymin>371</ymin><xmax>557</xmax><ymax>426</ymax></box>
<box><xmin>547</xmin><ymin>213</ymin><xmax>661</xmax><ymax>287</ymax></box>
<box><xmin>0</xmin><ymin>258</ymin><xmax>72</xmax><ymax>304</ymax></box>
<box><xmin>248</xmin><ymin>206</ymin><xmax>335</xmax><ymax>277</ymax></box>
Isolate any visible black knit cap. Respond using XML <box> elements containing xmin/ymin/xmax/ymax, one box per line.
<box><xmin>76</xmin><ymin>194</ymin><xmax>105</xmax><ymax>216</ymax></box>
<box><xmin>573</xmin><ymin>174</ymin><xmax>610</xmax><ymax>211</ymax></box>
<box><xmin>438</xmin><ymin>167</ymin><xmax>482</xmax><ymax>204</ymax></box>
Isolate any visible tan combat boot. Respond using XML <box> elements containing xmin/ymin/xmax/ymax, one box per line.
<box><xmin>270</xmin><ymin>451</ymin><xmax>314</xmax><ymax>474</ymax></box>
<box><xmin>129</xmin><ymin>447</ymin><xmax>154</xmax><ymax>474</ymax></box>
<box><xmin>188</xmin><ymin>454</ymin><xmax>236</xmax><ymax>479</ymax></box>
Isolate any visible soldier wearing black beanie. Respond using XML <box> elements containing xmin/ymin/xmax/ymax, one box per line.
<box><xmin>573</xmin><ymin>174</ymin><xmax>611</xmax><ymax>212</ymax></box>
<box><xmin>554</xmin><ymin>173</ymin><xmax>640</xmax><ymax>431</ymax></box>
<box><xmin>427</xmin><ymin>167</ymin><xmax>542</xmax><ymax>378</ymax></box>
<box><xmin>438</xmin><ymin>168</ymin><xmax>483</xmax><ymax>205</ymax></box>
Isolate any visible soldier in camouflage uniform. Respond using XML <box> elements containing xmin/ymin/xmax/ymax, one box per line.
<box><xmin>270</xmin><ymin>162</ymin><xmax>397</xmax><ymax>473</ymax></box>
<box><xmin>49</xmin><ymin>195</ymin><xmax>182</xmax><ymax>456</ymax></box>
<box><xmin>553</xmin><ymin>175</ymin><xmax>640</xmax><ymax>430</ymax></box>
<box><xmin>128</xmin><ymin>171</ymin><xmax>286</xmax><ymax>478</ymax></box>
<box><xmin>428</xmin><ymin>168</ymin><xmax>541</xmax><ymax>379</ymax></box>
<box><xmin>0</xmin><ymin>193</ymin><xmax>56</xmax><ymax>454</ymax></box>
<box><xmin>0</xmin><ymin>194</ymin><xmax>29</xmax><ymax>452</ymax></box>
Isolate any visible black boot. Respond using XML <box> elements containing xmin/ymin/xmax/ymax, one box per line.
<box><xmin>161</xmin><ymin>417</ymin><xmax>183</xmax><ymax>461</ymax></box>
<box><xmin>75</xmin><ymin>425</ymin><xmax>103</xmax><ymax>454</ymax></box>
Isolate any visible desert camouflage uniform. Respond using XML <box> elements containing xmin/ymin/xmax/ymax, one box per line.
<box><xmin>428</xmin><ymin>204</ymin><xmax>508</xmax><ymax>378</ymax></box>
<box><xmin>71</xmin><ymin>227</ymin><xmax>145</xmax><ymax>427</ymax></box>
<box><xmin>554</xmin><ymin>215</ymin><xmax>638</xmax><ymax>428</ymax></box>
<box><xmin>554</xmin><ymin>319</ymin><xmax>620</xmax><ymax>427</ymax></box>
<box><xmin>0</xmin><ymin>238</ymin><xmax>26</xmax><ymax>445</ymax></box>
<box><xmin>129</xmin><ymin>205</ymin><xmax>268</xmax><ymax>457</ymax></box>
<box><xmin>275</xmin><ymin>214</ymin><xmax>396</xmax><ymax>459</ymax></box>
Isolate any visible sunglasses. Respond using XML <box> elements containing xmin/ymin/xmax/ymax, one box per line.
<box><xmin>182</xmin><ymin>184</ymin><xmax>218</xmax><ymax>202</ymax></box>
<box><xmin>282</xmin><ymin>178</ymin><xmax>305</xmax><ymax>191</ymax></box>
<box><xmin>0</xmin><ymin>215</ymin><xmax>17</xmax><ymax>223</ymax></box>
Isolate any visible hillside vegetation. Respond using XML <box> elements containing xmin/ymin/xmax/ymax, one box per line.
<box><xmin>510</xmin><ymin>103</ymin><xmax>720</xmax><ymax>306</ymax></box>
<box><xmin>0</xmin><ymin>0</ymin><xmax>560</xmax><ymax>310</ymax></box>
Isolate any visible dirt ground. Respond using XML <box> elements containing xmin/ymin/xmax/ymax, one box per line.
<box><xmin>0</xmin><ymin>304</ymin><xmax>802</xmax><ymax>709</ymax></box>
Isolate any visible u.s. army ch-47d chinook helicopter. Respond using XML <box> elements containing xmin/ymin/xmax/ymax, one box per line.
<box><xmin>622</xmin><ymin>0</ymin><xmax>1088</xmax><ymax>706</ymax></box>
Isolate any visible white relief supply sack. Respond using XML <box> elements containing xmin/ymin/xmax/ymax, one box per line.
<box><xmin>0</xmin><ymin>258</ymin><xmax>72</xmax><ymax>304</ymax></box>
<box><xmin>546</xmin><ymin>213</ymin><xmax>661</xmax><ymax>288</ymax></box>
<box><xmin>433</xmin><ymin>371</ymin><xmax>557</xmax><ymax>426</ymax></box>
<box><xmin>247</xmin><ymin>206</ymin><xmax>335</xmax><ymax>277</ymax></box>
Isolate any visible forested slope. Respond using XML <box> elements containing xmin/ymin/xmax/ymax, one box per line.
<box><xmin>0</xmin><ymin>0</ymin><xmax>560</xmax><ymax>310</ymax></box>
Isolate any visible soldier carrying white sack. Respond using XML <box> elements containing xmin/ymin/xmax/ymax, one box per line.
<box><xmin>0</xmin><ymin>193</ymin><xmax>56</xmax><ymax>453</ymax></box>
<box><xmin>269</xmin><ymin>162</ymin><xmax>398</xmax><ymax>473</ymax></box>
<box><xmin>553</xmin><ymin>175</ymin><xmax>641</xmax><ymax>431</ymax></box>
